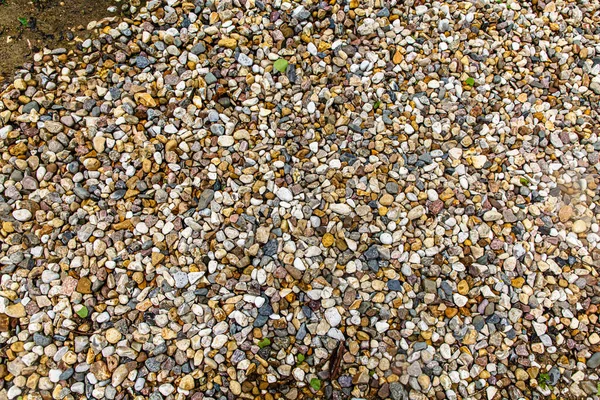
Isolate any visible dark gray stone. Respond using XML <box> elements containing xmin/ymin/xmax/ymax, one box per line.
<box><xmin>389</xmin><ymin>382</ymin><xmax>409</xmax><ymax>400</ymax></box>
<box><xmin>587</xmin><ymin>352</ymin><xmax>600</xmax><ymax>369</ymax></box>
<box><xmin>191</xmin><ymin>43</ymin><xmax>206</xmax><ymax>55</ymax></box>
<box><xmin>263</xmin><ymin>239</ymin><xmax>278</xmax><ymax>257</ymax></box>
<box><xmin>364</xmin><ymin>245</ymin><xmax>380</xmax><ymax>260</ymax></box>
<box><xmin>204</xmin><ymin>73</ymin><xmax>217</xmax><ymax>85</ymax></box>
<box><xmin>33</xmin><ymin>333</ymin><xmax>52</xmax><ymax>346</ymax></box>
<box><xmin>136</xmin><ymin>56</ymin><xmax>150</xmax><ymax>68</ymax></box>
<box><xmin>23</xmin><ymin>101</ymin><xmax>40</xmax><ymax>114</ymax></box>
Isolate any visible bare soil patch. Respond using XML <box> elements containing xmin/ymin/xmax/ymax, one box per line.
<box><xmin>0</xmin><ymin>0</ymin><xmax>115</xmax><ymax>81</ymax></box>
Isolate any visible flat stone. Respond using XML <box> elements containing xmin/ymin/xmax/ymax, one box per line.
<box><xmin>407</xmin><ymin>205</ymin><xmax>425</xmax><ymax>220</ymax></box>
<box><xmin>587</xmin><ymin>352</ymin><xmax>600</xmax><ymax>369</ymax></box>
<box><xmin>12</xmin><ymin>209</ymin><xmax>32</xmax><ymax>222</ymax></box>
<box><xmin>198</xmin><ymin>189</ymin><xmax>215</xmax><ymax>209</ymax></box>
<box><xmin>472</xmin><ymin>155</ymin><xmax>487</xmax><ymax>168</ymax></box>
<box><xmin>330</xmin><ymin>203</ymin><xmax>352</xmax><ymax>215</ymax></box>
<box><xmin>483</xmin><ymin>210</ymin><xmax>502</xmax><ymax>221</ymax></box>
<box><xmin>324</xmin><ymin>308</ymin><xmax>342</xmax><ymax>327</ymax></box>
<box><xmin>218</xmin><ymin>136</ymin><xmax>235</xmax><ymax>146</ymax></box>
<box><xmin>572</xmin><ymin>220</ymin><xmax>587</xmax><ymax>233</ymax></box>
<box><xmin>5</xmin><ymin>303</ymin><xmax>26</xmax><ymax>318</ymax></box>
<box><xmin>276</xmin><ymin>187</ymin><xmax>294</xmax><ymax>202</ymax></box>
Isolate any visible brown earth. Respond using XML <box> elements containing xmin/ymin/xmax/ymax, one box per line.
<box><xmin>0</xmin><ymin>0</ymin><xmax>116</xmax><ymax>83</ymax></box>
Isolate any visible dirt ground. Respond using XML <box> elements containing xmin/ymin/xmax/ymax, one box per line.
<box><xmin>0</xmin><ymin>0</ymin><xmax>116</xmax><ymax>82</ymax></box>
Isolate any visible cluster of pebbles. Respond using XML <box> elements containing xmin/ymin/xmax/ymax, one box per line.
<box><xmin>1</xmin><ymin>0</ymin><xmax>600</xmax><ymax>399</ymax></box>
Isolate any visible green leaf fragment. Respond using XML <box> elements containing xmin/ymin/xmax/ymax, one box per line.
<box><xmin>76</xmin><ymin>306</ymin><xmax>89</xmax><ymax>318</ymax></box>
<box><xmin>465</xmin><ymin>77</ymin><xmax>475</xmax><ymax>86</ymax></box>
<box><xmin>297</xmin><ymin>353</ymin><xmax>305</xmax><ymax>363</ymax></box>
<box><xmin>520</xmin><ymin>177</ymin><xmax>530</xmax><ymax>186</ymax></box>
<box><xmin>18</xmin><ymin>17</ymin><xmax>28</xmax><ymax>26</ymax></box>
<box><xmin>310</xmin><ymin>378</ymin><xmax>321</xmax><ymax>391</ymax></box>
<box><xmin>373</xmin><ymin>100</ymin><xmax>381</xmax><ymax>110</ymax></box>
<box><xmin>258</xmin><ymin>338</ymin><xmax>271</xmax><ymax>348</ymax></box>
<box><xmin>274</xmin><ymin>58</ymin><xmax>288</xmax><ymax>73</ymax></box>
<box><xmin>538</xmin><ymin>373</ymin><xmax>551</xmax><ymax>390</ymax></box>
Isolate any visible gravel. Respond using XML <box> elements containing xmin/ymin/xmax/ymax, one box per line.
<box><xmin>1</xmin><ymin>0</ymin><xmax>600</xmax><ymax>399</ymax></box>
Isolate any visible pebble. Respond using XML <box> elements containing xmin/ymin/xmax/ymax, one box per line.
<box><xmin>12</xmin><ymin>209</ymin><xmax>32</xmax><ymax>222</ymax></box>
<box><xmin>330</xmin><ymin>203</ymin><xmax>352</xmax><ymax>215</ymax></box>
<box><xmin>380</xmin><ymin>232</ymin><xmax>393</xmax><ymax>245</ymax></box>
<box><xmin>407</xmin><ymin>206</ymin><xmax>425</xmax><ymax>220</ymax></box>
<box><xmin>587</xmin><ymin>353</ymin><xmax>600</xmax><ymax>369</ymax></box>
<box><xmin>324</xmin><ymin>308</ymin><xmax>342</xmax><ymax>327</ymax></box>
<box><xmin>573</xmin><ymin>220</ymin><xmax>588</xmax><ymax>233</ymax></box>
<box><xmin>276</xmin><ymin>187</ymin><xmax>294</xmax><ymax>202</ymax></box>
<box><xmin>237</xmin><ymin>53</ymin><xmax>253</xmax><ymax>66</ymax></box>
<box><xmin>217</xmin><ymin>135</ymin><xmax>234</xmax><ymax>147</ymax></box>
<box><xmin>5</xmin><ymin>303</ymin><xmax>26</xmax><ymax>318</ymax></box>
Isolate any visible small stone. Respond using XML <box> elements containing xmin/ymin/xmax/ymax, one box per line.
<box><xmin>380</xmin><ymin>194</ymin><xmax>394</xmax><ymax>206</ymax></box>
<box><xmin>152</xmin><ymin>252</ymin><xmax>165</xmax><ymax>266</ymax></box>
<box><xmin>179</xmin><ymin>375</ymin><xmax>195</xmax><ymax>390</ymax></box>
<box><xmin>417</xmin><ymin>374</ymin><xmax>431</xmax><ymax>390</ymax></box>
<box><xmin>159</xmin><ymin>384</ymin><xmax>175</xmax><ymax>396</ymax></box>
<box><xmin>324</xmin><ymin>308</ymin><xmax>342</xmax><ymax>327</ymax></box>
<box><xmin>357</xmin><ymin>18</ymin><xmax>379</xmax><ymax>35</ymax></box>
<box><xmin>330</xmin><ymin>203</ymin><xmax>352</xmax><ymax>215</ymax></box>
<box><xmin>204</xmin><ymin>73</ymin><xmax>217</xmax><ymax>85</ymax></box>
<box><xmin>198</xmin><ymin>189</ymin><xmax>215</xmax><ymax>209</ymax></box>
<box><xmin>558</xmin><ymin>205</ymin><xmax>573</xmax><ymax>222</ymax></box>
<box><xmin>380</xmin><ymin>233</ymin><xmax>393</xmax><ymax>245</ymax></box>
<box><xmin>472</xmin><ymin>155</ymin><xmax>487</xmax><ymax>168</ymax></box>
<box><xmin>407</xmin><ymin>206</ymin><xmax>425</xmax><ymax>220</ymax></box>
<box><xmin>218</xmin><ymin>38</ymin><xmax>237</xmax><ymax>49</ymax></box>
<box><xmin>587</xmin><ymin>352</ymin><xmax>600</xmax><ymax>369</ymax></box>
<box><xmin>105</xmin><ymin>328</ymin><xmax>122</xmax><ymax>344</ymax></box>
<box><xmin>12</xmin><ymin>209</ymin><xmax>32</xmax><ymax>222</ymax></box>
<box><xmin>276</xmin><ymin>187</ymin><xmax>294</xmax><ymax>202</ymax></box>
<box><xmin>76</xmin><ymin>277</ymin><xmax>92</xmax><ymax>294</ymax></box>
<box><xmin>322</xmin><ymin>233</ymin><xmax>335</xmax><ymax>247</ymax></box>
<box><xmin>136</xmin><ymin>222</ymin><xmax>149</xmax><ymax>234</ymax></box>
<box><xmin>292</xmin><ymin>5</ymin><xmax>310</xmax><ymax>20</ymax></box>
<box><xmin>191</xmin><ymin>42</ymin><xmax>206</xmax><ymax>55</ymax></box>
<box><xmin>237</xmin><ymin>53</ymin><xmax>253</xmax><ymax>66</ymax></box>
<box><xmin>134</xmin><ymin>92</ymin><xmax>157</xmax><ymax>107</ymax></box>
<box><xmin>390</xmin><ymin>383</ymin><xmax>408</xmax><ymax>400</ymax></box>
<box><xmin>212</xmin><ymin>335</ymin><xmax>228</xmax><ymax>349</ymax></box>
<box><xmin>5</xmin><ymin>303</ymin><xmax>26</xmax><ymax>318</ymax></box>
<box><xmin>173</xmin><ymin>272</ymin><xmax>188</xmax><ymax>288</ymax></box>
<box><xmin>453</xmin><ymin>294</ymin><xmax>468</xmax><ymax>307</ymax></box>
<box><xmin>44</xmin><ymin>121</ymin><xmax>63</xmax><ymax>133</ymax></box>
<box><xmin>255</xmin><ymin>226</ymin><xmax>271</xmax><ymax>243</ymax></box>
<box><xmin>483</xmin><ymin>210</ymin><xmax>502</xmax><ymax>222</ymax></box>
<box><xmin>218</xmin><ymin>136</ymin><xmax>235</xmax><ymax>146</ymax></box>
<box><xmin>572</xmin><ymin>220</ymin><xmax>587</xmax><ymax>233</ymax></box>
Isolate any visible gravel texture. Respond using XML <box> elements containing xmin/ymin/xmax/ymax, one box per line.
<box><xmin>1</xmin><ymin>0</ymin><xmax>600</xmax><ymax>399</ymax></box>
